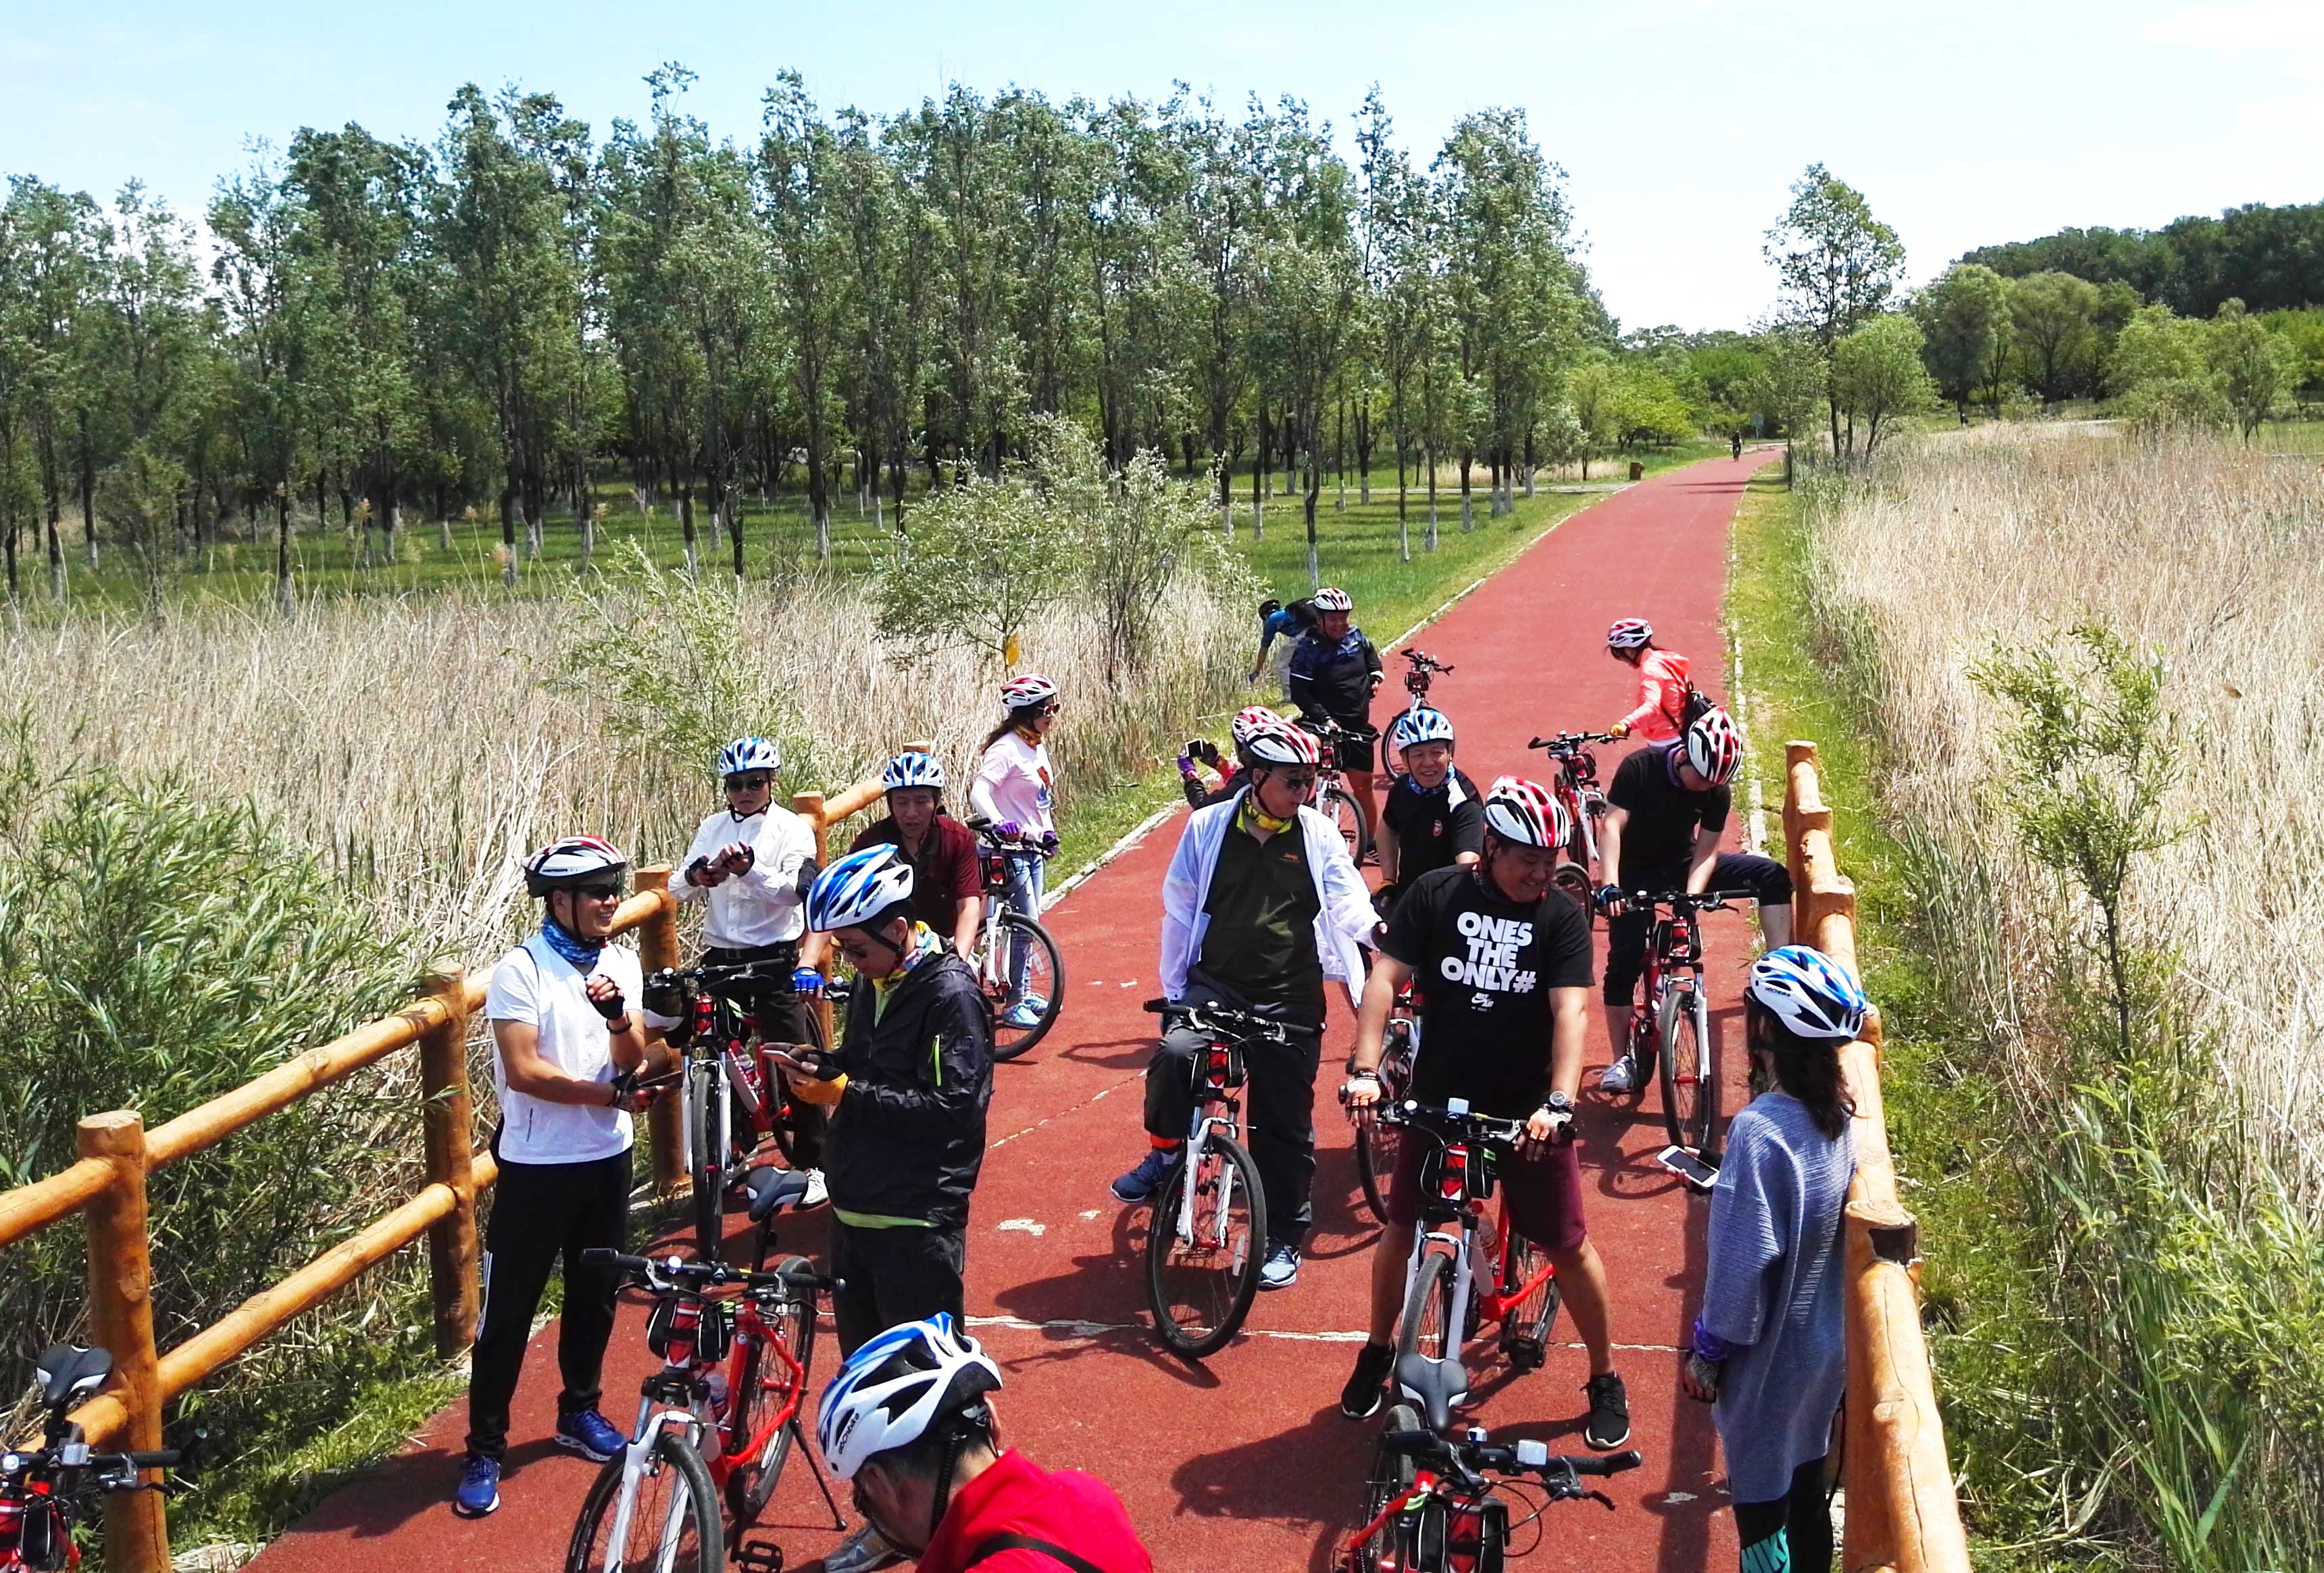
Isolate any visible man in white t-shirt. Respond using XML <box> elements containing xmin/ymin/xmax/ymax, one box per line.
<box><xmin>674</xmin><ymin>736</ymin><xmax>828</xmax><ymax>1202</ymax></box>
<box><xmin>453</xmin><ymin>836</ymin><xmax>674</xmax><ymax>1520</ymax></box>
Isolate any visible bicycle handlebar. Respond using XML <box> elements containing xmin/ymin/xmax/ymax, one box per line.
<box><xmin>1375</xmin><ymin>1099</ymin><xmax>1527</xmax><ymax>1145</ymax></box>
<box><xmin>1609</xmin><ymin>888</ymin><xmax>1758</xmax><ymax>910</ymax></box>
<box><xmin>1527</xmin><ymin>731</ymin><xmax>1619</xmax><ymax>752</ymax></box>
<box><xmin>581</xmin><ymin>1248</ymin><xmax>838</xmax><ymax>1297</ymax></box>
<box><xmin>963</xmin><ymin>816</ymin><xmax>1056</xmax><ymax>858</ymax></box>
<box><xmin>1143</xmin><ymin>997</ymin><xmax>1321</xmax><ymax>1043</ymax></box>
<box><xmin>1378</xmin><ymin>1427</ymin><xmax>1640</xmax><ymax>1502</ymax></box>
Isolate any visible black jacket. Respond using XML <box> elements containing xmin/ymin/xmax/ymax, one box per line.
<box><xmin>828</xmin><ymin>951</ymin><xmax>992</xmax><ymax>1229</ymax></box>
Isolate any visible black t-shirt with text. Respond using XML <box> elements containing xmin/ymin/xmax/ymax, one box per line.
<box><xmin>1382</xmin><ymin>768</ymin><xmax>1484</xmax><ymax>887</ymax></box>
<box><xmin>1607</xmin><ymin>745</ymin><xmax>1730</xmax><ymax>883</ymax></box>
<box><xmin>1379</xmin><ymin>864</ymin><xmax>1594</xmax><ymax>1117</ymax></box>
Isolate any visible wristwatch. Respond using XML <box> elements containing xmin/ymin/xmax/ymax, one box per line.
<box><xmin>1543</xmin><ymin>1091</ymin><xmax>1573</xmax><ymax>1116</ymax></box>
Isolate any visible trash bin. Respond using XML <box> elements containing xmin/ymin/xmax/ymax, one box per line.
<box><xmin>1627</xmin><ymin>459</ymin><xmax>1644</xmax><ymax>481</ymax></box>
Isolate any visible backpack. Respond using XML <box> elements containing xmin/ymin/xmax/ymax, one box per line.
<box><xmin>1653</xmin><ymin>650</ymin><xmax>1711</xmax><ymax>733</ymax></box>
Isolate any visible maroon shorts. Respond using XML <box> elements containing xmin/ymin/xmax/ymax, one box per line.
<box><xmin>1385</xmin><ymin>1128</ymin><xmax>1588</xmax><ymax>1255</ymax></box>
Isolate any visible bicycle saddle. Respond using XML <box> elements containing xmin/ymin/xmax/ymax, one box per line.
<box><xmin>744</xmin><ymin>1167</ymin><xmax>811</xmax><ymax>1222</ymax></box>
<box><xmin>34</xmin><ymin>1343</ymin><xmax>111</xmax><ymax>1409</ymax></box>
<box><xmin>1394</xmin><ymin>1351</ymin><xmax>1471</xmax><ymax>1436</ymax></box>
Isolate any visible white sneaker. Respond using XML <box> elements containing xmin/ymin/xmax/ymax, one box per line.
<box><xmin>801</xmin><ymin>1169</ymin><xmax>829</xmax><ymax>1209</ymax></box>
<box><xmin>1598</xmin><ymin>1056</ymin><xmax>1641</xmax><ymax>1094</ymax></box>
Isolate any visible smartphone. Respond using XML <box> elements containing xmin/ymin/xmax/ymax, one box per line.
<box><xmin>1657</xmin><ymin>1145</ymin><xmax>1719</xmax><ymax>1191</ymax></box>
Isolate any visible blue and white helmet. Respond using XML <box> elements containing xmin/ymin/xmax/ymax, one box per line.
<box><xmin>816</xmin><ymin>1314</ymin><xmax>1003</xmax><ymax>1481</ymax></box>
<box><xmin>1390</xmin><ymin>707</ymin><xmax>1456</xmax><ymax>750</ymax></box>
<box><xmin>807</xmin><ymin>845</ymin><xmax>915</xmax><ymax>933</ymax></box>
<box><xmin>717</xmin><ymin>736</ymin><xmax>782</xmax><ymax>778</ymax></box>
<box><xmin>1746</xmin><ymin>946</ymin><xmax>1869</xmax><ymax>1042</ymax></box>
<box><xmin>881</xmin><ymin>750</ymin><xmax>946</xmax><ymax>792</ymax></box>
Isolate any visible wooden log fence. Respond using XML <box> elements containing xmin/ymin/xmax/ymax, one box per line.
<box><xmin>1782</xmin><ymin>740</ymin><xmax>1971</xmax><ymax>1573</ymax></box>
<box><xmin>0</xmin><ymin>776</ymin><xmax>891</xmax><ymax>1573</ymax></box>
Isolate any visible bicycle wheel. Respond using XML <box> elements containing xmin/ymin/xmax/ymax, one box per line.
<box><xmin>565</xmin><ymin>1429</ymin><xmax>724</xmax><ymax>1573</ymax></box>
<box><xmin>1355</xmin><ymin>1116</ymin><xmax>1399</xmax><ymax>1226</ymax></box>
<box><xmin>1657</xmin><ymin>984</ymin><xmax>1715</xmax><ymax>1153</ymax></box>
<box><xmin>724</xmin><ymin>1262</ymin><xmax>817</xmax><ymax>1530</ymax></box>
<box><xmin>1322</xmin><ymin>784</ymin><xmax>1371</xmax><ymax>865</ymax></box>
<box><xmin>1550</xmin><ymin>859</ymin><xmax>1594</xmax><ymax>918</ymax></box>
<box><xmin>1396</xmin><ymin>1247</ymin><xmax>1463</xmax><ymax>1366</ymax></box>
<box><xmin>1353</xmin><ymin>1403</ymin><xmax>1423</xmax><ymax>1573</ymax></box>
<box><xmin>1495</xmin><ymin>1230</ymin><xmax>1561</xmax><ymax>1372</ymax></box>
<box><xmin>1146</xmin><ymin>1135</ymin><xmax>1266</xmax><ymax>1358</ymax></box>
<box><xmin>988</xmin><ymin>910</ymin><xmax>1065</xmax><ymax>1062</ymax></box>
<box><xmin>689</xmin><ymin>1064</ymin><xmax>723</xmax><ymax>1262</ymax></box>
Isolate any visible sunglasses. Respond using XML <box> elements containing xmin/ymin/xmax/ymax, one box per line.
<box><xmin>572</xmin><ymin>883</ymin><xmax>625</xmax><ymax>901</ymax></box>
<box><xmin>1271</xmin><ymin>772</ymin><xmax>1319</xmax><ymax>791</ymax></box>
<box><xmin>724</xmin><ymin>774</ymin><xmax>773</xmax><ymax>792</ymax></box>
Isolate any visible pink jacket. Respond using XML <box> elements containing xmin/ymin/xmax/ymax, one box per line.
<box><xmin>1617</xmin><ymin>648</ymin><xmax>1692</xmax><ymax>740</ymax></box>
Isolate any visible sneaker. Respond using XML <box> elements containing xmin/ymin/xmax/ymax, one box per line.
<box><xmin>452</xmin><ymin>1453</ymin><xmax>500</xmax><ymax>1518</ymax></box>
<box><xmin>1001</xmin><ymin>996</ymin><xmax>1048</xmax><ymax>1029</ymax></box>
<box><xmin>800</xmin><ymin>1168</ymin><xmax>829</xmax><ymax>1209</ymax></box>
<box><xmin>798</xmin><ymin>1524</ymin><xmax>903</xmax><ymax>1573</ymax></box>
<box><xmin>1110</xmin><ymin>1147</ymin><xmax>1178</xmax><ymax>1203</ymax></box>
<box><xmin>1598</xmin><ymin>1055</ymin><xmax>1641</xmax><ymax>1095</ymax></box>
<box><xmin>1583</xmin><ymin>1372</ymin><xmax>1632</xmax><ymax>1450</ymax></box>
<box><xmin>1259</xmin><ymin>1239</ymin><xmax>1301</xmax><ymax>1291</ymax></box>
<box><xmin>1340</xmin><ymin>1341</ymin><xmax>1396</xmax><ymax>1420</ymax></box>
<box><xmin>555</xmin><ymin>1408</ymin><xmax>625</xmax><ymax>1462</ymax></box>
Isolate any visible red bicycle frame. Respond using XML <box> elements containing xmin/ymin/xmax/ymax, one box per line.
<box><xmin>640</xmin><ymin>1287</ymin><xmax>809</xmax><ymax>1495</ymax></box>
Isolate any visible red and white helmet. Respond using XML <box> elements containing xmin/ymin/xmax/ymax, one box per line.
<box><xmin>999</xmin><ymin>674</ymin><xmax>1059</xmax><ymax>711</ymax></box>
<box><xmin>1238</xmin><ymin>721</ymin><xmax>1322</xmax><ymax>770</ymax></box>
<box><xmin>1230</xmin><ymin>705</ymin><xmax>1284</xmax><ymax>747</ymax></box>
<box><xmin>1311</xmin><ymin>586</ymin><xmax>1353</xmax><ymax>613</ymax></box>
<box><xmin>1481</xmin><ymin>777</ymin><xmax>1571</xmax><ymax>850</ymax></box>
<box><xmin>524</xmin><ymin>834</ymin><xmax>628</xmax><ymax>897</ymax></box>
<box><xmin>1605</xmin><ymin>618</ymin><xmax>1653</xmax><ymax>651</ymax></box>
<box><xmin>1684</xmin><ymin>707</ymin><xmax>1744</xmax><ymax>786</ymax></box>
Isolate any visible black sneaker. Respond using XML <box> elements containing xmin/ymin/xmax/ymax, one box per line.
<box><xmin>1340</xmin><ymin>1341</ymin><xmax>1396</xmax><ymax>1420</ymax></box>
<box><xmin>1583</xmin><ymin>1371</ymin><xmax>1632</xmax><ymax>1450</ymax></box>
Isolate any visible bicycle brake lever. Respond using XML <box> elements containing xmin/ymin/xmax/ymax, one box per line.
<box><xmin>1586</xmin><ymin>1489</ymin><xmax>1615</xmax><ymax>1512</ymax></box>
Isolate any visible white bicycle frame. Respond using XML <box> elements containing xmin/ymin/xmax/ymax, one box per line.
<box><xmin>601</xmin><ymin>1400</ymin><xmax>711</xmax><ymax>1573</ymax></box>
<box><xmin>1173</xmin><ymin>1103</ymin><xmax>1245</xmax><ymax>1253</ymax></box>
<box><xmin>1397</xmin><ymin>1099</ymin><xmax>1482</xmax><ymax>1393</ymax></box>
<box><xmin>1655</xmin><ymin>977</ymin><xmax>1711</xmax><ymax>1081</ymax></box>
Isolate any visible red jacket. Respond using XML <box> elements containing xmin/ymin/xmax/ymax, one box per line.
<box><xmin>1616</xmin><ymin>648</ymin><xmax>1693</xmax><ymax>741</ymax></box>
<box><xmin>916</xmin><ymin>1450</ymin><xmax>1151</xmax><ymax>1573</ymax></box>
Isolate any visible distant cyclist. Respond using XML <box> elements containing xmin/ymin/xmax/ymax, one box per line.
<box><xmin>1249</xmin><ymin>595</ymin><xmax>1318</xmax><ymax>685</ymax></box>
<box><xmin>1178</xmin><ymin>704</ymin><xmax>1284</xmax><ymax>809</ymax></box>
<box><xmin>971</xmin><ymin>675</ymin><xmax>1062</xmax><ymax>1029</ymax></box>
<box><xmin>1338</xmin><ymin>780</ymin><xmax>1632</xmax><ymax>1451</ymax></box>
<box><xmin>1596</xmin><ymin>709</ymin><xmax>1794</xmax><ymax>1095</ymax></box>
<box><xmin>1602</xmin><ymin>618</ymin><xmax>1699</xmax><ymax>744</ymax></box>
<box><xmin>674</xmin><ymin>736</ymin><xmax>828</xmax><ymax>1205</ymax></box>
<box><xmin>1286</xmin><ymin>586</ymin><xmax>1384</xmax><ymax>849</ymax></box>
<box><xmin>850</xmin><ymin>751</ymin><xmax>983</xmax><ymax>964</ymax></box>
<box><xmin>803</xmin><ymin>1316</ymin><xmax>1152</xmax><ymax>1573</ymax></box>
<box><xmin>1373</xmin><ymin>706</ymin><xmax>1481</xmax><ymax>916</ymax></box>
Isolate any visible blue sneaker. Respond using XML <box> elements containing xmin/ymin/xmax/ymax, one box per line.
<box><xmin>453</xmin><ymin>1453</ymin><xmax>500</xmax><ymax>1518</ymax></box>
<box><xmin>555</xmin><ymin>1409</ymin><xmax>625</xmax><ymax>1462</ymax></box>
<box><xmin>1259</xmin><ymin>1239</ymin><xmax>1301</xmax><ymax>1291</ymax></box>
<box><xmin>1110</xmin><ymin>1147</ymin><xmax>1178</xmax><ymax>1203</ymax></box>
<box><xmin>1001</xmin><ymin>995</ymin><xmax>1049</xmax><ymax>1029</ymax></box>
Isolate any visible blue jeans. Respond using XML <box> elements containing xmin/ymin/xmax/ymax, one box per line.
<box><xmin>1001</xmin><ymin>851</ymin><xmax>1046</xmax><ymax>1001</ymax></box>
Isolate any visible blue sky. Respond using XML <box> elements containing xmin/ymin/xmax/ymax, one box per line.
<box><xmin>4</xmin><ymin>0</ymin><xmax>2316</xmax><ymax>330</ymax></box>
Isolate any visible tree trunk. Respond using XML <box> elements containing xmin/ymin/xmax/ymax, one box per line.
<box><xmin>1459</xmin><ymin>449</ymin><xmax>1473</xmax><ymax>532</ymax></box>
<box><xmin>1335</xmin><ymin>399</ymin><xmax>1346</xmax><ymax>513</ymax></box>
<box><xmin>77</xmin><ymin>411</ymin><xmax>98</xmax><ymax>570</ymax></box>
<box><xmin>728</xmin><ymin>495</ymin><xmax>744</xmax><ymax>582</ymax></box>
<box><xmin>1425</xmin><ymin>447</ymin><xmax>1439</xmax><ymax>553</ymax></box>
<box><xmin>276</xmin><ymin>488</ymin><xmax>295</xmax><ymax>613</ymax></box>
<box><xmin>1251</xmin><ymin>441</ymin><xmax>1265</xmax><ymax>541</ymax></box>
<box><xmin>679</xmin><ymin>485</ymin><xmax>699</xmax><ymax>581</ymax></box>
<box><xmin>498</xmin><ymin>482</ymin><xmax>518</xmax><ymax>588</ymax></box>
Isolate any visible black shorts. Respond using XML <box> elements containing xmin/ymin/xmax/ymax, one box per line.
<box><xmin>1602</xmin><ymin>853</ymin><xmax>1791</xmax><ymax>1004</ymax></box>
<box><xmin>1326</xmin><ymin>724</ymin><xmax>1377</xmax><ymax>774</ymax></box>
<box><xmin>1386</xmin><ymin>1128</ymin><xmax>1587</xmax><ymax>1254</ymax></box>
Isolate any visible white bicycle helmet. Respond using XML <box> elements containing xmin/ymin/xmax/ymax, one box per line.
<box><xmin>1239</xmin><ymin>721</ymin><xmax>1322</xmax><ymax>770</ymax></box>
<box><xmin>1605</xmin><ymin>618</ymin><xmax>1653</xmax><ymax>651</ymax></box>
<box><xmin>523</xmin><ymin>835</ymin><xmax>628</xmax><ymax>897</ymax></box>
<box><xmin>1311</xmin><ymin>585</ymin><xmax>1353</xmax><ymax>613</ymax></box>
<box><xmin>1230</xmin><ymin>705</ymin><xmax>1284</xmax><ymax>747</ymax></box>
<box><xmin>807</xmin><ymin>845</ymin><xmax>916</xmax><ymax>932</ymax></box>
<box><xmin>1683</xmin><ymin>706</ymin><xmax>1745</xmax><ymax>786</ymax></box>
<box><xmin>880</xmin><ymin>750</ymin><xmax>946</xmax><ymax>792</ymax></box>
<box><xmin>816</xmin><ymin>1314</ymin><xmax>1003</xmax><ymax>1482</ymax></box>
<box><xmin>1746</xmin><ymin>946</ymin><xmax>1869</xmax><ymax>1043</ymax></box>
<box><xmin>999</xmin><ymin>674</ymin><xmax>1059</xmax><ymax>711</ymax></box>
<box><xmin>717</xmin><ymin>736</ymin><xmax>782</xmax><ymax>778</ymax></box>
<box><xmin>1480</xmin><ymin>776</ymin><xmax>1571</xmax><ymax>851</ymax></box>
<box><xmin>1390</xmin><ymin>707</ymin><xmax>1456</xmax><ymax>750</ymax></box>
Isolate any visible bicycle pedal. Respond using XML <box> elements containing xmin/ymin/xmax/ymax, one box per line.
<box><xmin>1501</xmin><ymin>1334</ymin><xmax>1546</xmax><ymax>1371</ymax></box>
<box><xmin>734</xmin><ymin>1539</ymin><xmax>784</xmax><ymax>1573</ymax></box>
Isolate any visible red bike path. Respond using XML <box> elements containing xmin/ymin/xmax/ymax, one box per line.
<box><xmin>245</xmin><ymin>451</ymin><xmax>1774</xmax><ymax>1573</ymax></box>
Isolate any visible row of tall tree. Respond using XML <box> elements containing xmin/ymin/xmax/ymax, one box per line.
<box><xmin>0</xmin><ymin>71</ymin><xmax>1608</xmax><ymax>602</ymax></box>
<box><xmin>1959</xmin><ymin>199</ymin><xmax>2324</xmax><ymax>318</ymax></box>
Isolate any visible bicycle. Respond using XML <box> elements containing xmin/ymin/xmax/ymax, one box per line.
<box><xmin>1294</xmin><ymin>714</ymin><xmax>1376</xmax><ymax>866</ymax></box>
<box><xmin>567</xmin><ymin>1173</ymin><xmax>840</xmax><ymax>1573</ymax></box>
<box><xmin>1140</xmin><ymin>997</ymin><xmax>1315</xmax><ymax>1358</ymax></box>
<box><xmin>1525</xmin><ymin>732</ymin><xmax>1618</xmax><ymax>915</ymax></box>
<box><xmin>1384</xmin><ymin>649</ymin><xmax>1456</xmax><ymax>784</ymax></box>
<box><xmin>1340</xmin><ymin>1417</ymin><xmax>1638</xmax><ymax>1573</ymax></box>
<box><xmin>1602</xmin><ymin>888</ymin><xmax>1754</xmax><ymax>1162</ymax></box>
<box><xmin>3</xmin><ymin>1345</ymin><xmax>202</xmax><ymax>1573</ymax></box>
<box><xmin>1350</xmin><ymin>984</ymin><xmax>1421</xmax><ymax>1226</ymax></box>
<box><xmin>649</xmin><ymin>962</ymin><xmax>826</xmax><ymax>1262</ymax></box>
<box><xmin>1374</xmin><ymin>1100</ymin><xmax>1564</xmax><ymax>1434</ymax></box>
<box><xmin>963</xmin><ymin>816</ymin><xmax>1067</xmax><ymax>1060</ymax></box>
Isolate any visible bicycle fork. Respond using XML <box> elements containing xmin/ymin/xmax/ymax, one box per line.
<box><xmin>604</xmin><ymin>1407</ymin><xmax>705</xmax><ymax>1573</ymax></box>
<box><xmin>1174</xmin><ymin>1112</ymin><xmax>1244</xmax><ymax>1266</ymax></box>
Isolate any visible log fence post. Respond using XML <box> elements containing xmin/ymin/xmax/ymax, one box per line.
<box><xmin>634</xmin><ymin>867</ymin><xmax>686</xmax><ymax>1196</ymax></box>
<box><xmin>418</xmin><ymin>970</ymin><xmax>478</xmax><ymax>1357</ymax></box>
<box><xmin>78</xmin><ymin>1112</ymin><xmax>168</xmax><ymax>1573</ymax></box>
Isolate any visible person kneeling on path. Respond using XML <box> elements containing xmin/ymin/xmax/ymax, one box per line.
<box><xmin>675</xmin><ymin>735</ymin><xmax>829</xmax><ymax>1206</ymax></box>
<box><xmin>1338</xmin><ymin>780</ymin><xmax>1632</xmax><ymax>1451</ymax></box>
<box><xmin>773</xmin><ymin>846</ymin><xmax>992</xmax><ymax>1357</ymax></box>
<box><xmin>1110</xmin><ymin>720</ymin><xmax>1375</xmax><ymax>1292</ymax></box>
<box><xmin>1597</xmin><ymin>707</ymin><xmax>1794</xmax><ymax>1095</ymax></box>
<box><xmin>455</xmin><ymin>836</ymin><xmax>679</xmax><ymax>1519</ymax></box>
<box><xmin>801</xmin><ymin>1316</ymin><xmax>1153</xmax><ymax>1573</ymax></box>
<box><xmin>1682</xmin><ymin>947</ymin><xmax>1868</xmax><ymax>1573</ymax></box>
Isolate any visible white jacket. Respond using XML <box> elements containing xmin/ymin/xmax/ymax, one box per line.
<box><xmin>672</xmin><ymin>805</ymin><xmax>819</xmax><ymax>948</ymax></box>
<box><xmin>1160</xmin><ymin>789</ymin><xmax>1375</xmax><ymax>1009</ymax></box>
